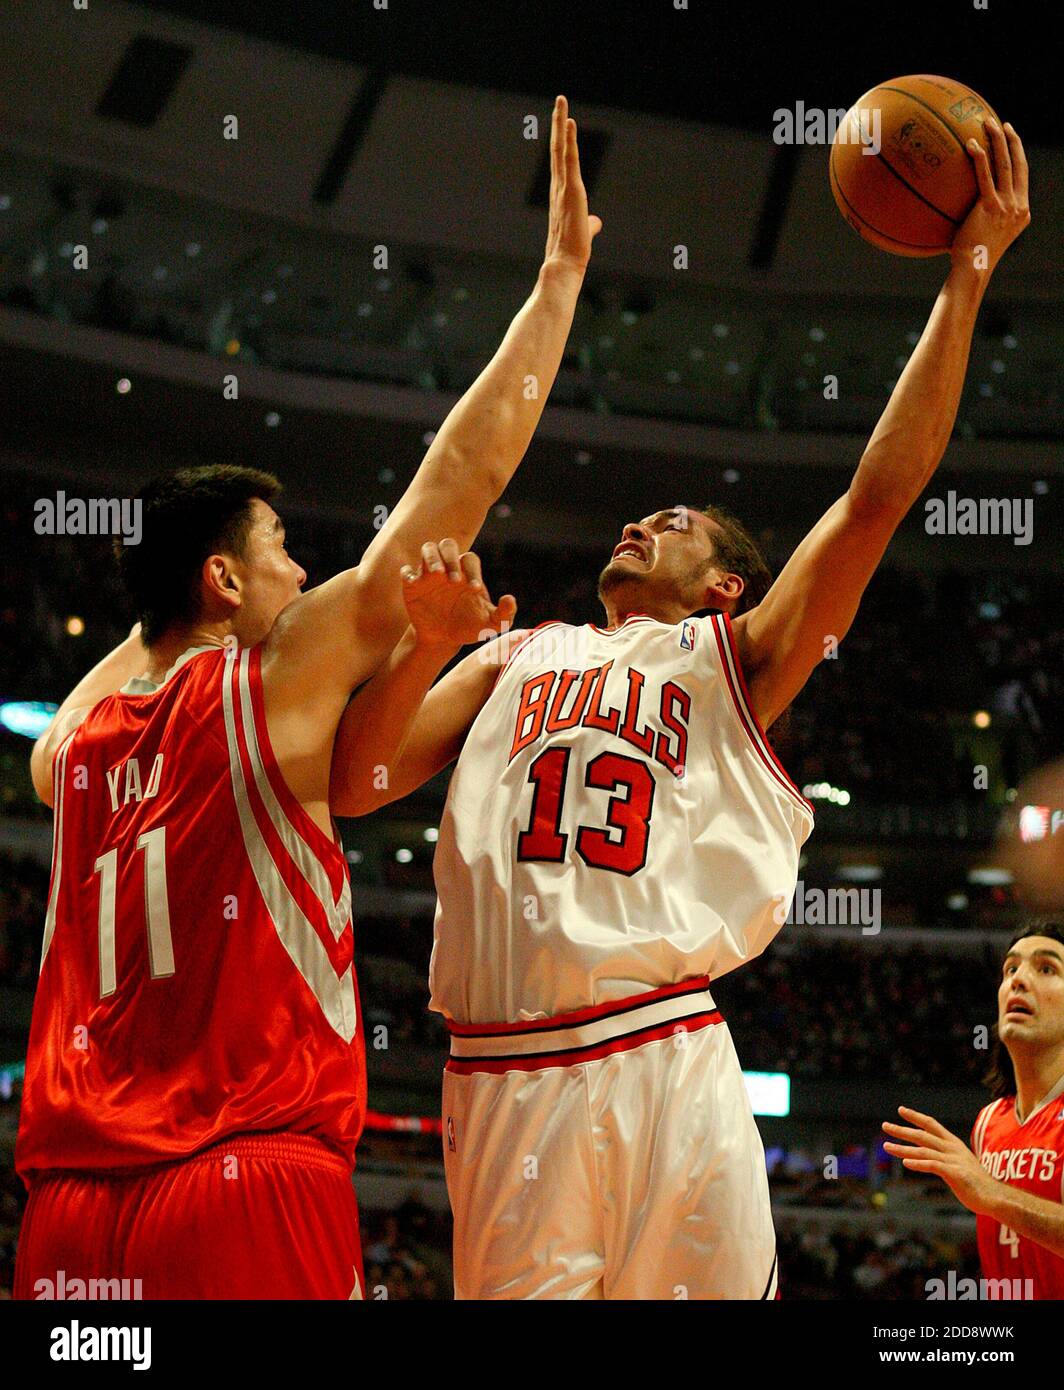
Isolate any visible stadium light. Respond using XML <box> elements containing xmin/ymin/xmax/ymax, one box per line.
<box><xmin>0</xmin><ymin>701</ymin><xmax>57</xmax><ymax>739</ymax></box>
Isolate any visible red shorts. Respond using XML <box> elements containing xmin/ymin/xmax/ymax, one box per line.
<box><xmin>14</xmin><ymin>1133</ymin><xmax>364</xmax><ymax>1300</ymax></box>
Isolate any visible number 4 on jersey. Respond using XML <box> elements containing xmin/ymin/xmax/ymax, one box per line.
<box><xmin>998</xmin><ymin>1224</ymin><xmax>1020</xmax><ymax>1258</ymax></box>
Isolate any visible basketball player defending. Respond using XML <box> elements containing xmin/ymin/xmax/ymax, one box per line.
<box><xmin>331</xmin><ymin>120</ymin><xmax>1030</xmax><ymax>1298</ymax></box>
<box><xmin>884</xmin><ymin>925</ymin><xmax>1064</xmax><ymax>1299</ymax></box>
<box><xmin>14</xmin><ymin>95</ymin><xmax>596</xmax><ymax>1300</ymax></box>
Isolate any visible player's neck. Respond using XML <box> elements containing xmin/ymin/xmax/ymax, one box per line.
<box><xmin>144</xmin><ymin>626</ymin><xmax>231</xmax><ymax>683</ymax></box>
<box><xmin>1012</xmin><ymin>1045</ymin><xmax>1064</xmax><ymax>1123</ymax></box>
<box><xmin>602</xmin><ymin>600</ymin><xmax>687</xmax><ymax>630</ymax></box>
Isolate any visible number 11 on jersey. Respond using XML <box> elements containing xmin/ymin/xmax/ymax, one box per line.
<box><xmin>94</xmin><ymin>824</ymin><xmax>176</xmax><ymax>998</ymax></box>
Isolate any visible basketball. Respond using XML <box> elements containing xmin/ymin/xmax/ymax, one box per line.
<box><xmin>830</xmin><ymin>74</ymin><xmax>1002</xmax><ymax>257</ymax></box>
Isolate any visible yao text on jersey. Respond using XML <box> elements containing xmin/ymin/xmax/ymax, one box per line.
<box><xmin>16</xmin><ymin>644</ymin><xmax>364</xmax><ymax>1178</ymax></box>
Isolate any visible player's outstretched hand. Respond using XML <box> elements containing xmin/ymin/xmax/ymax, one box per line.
<box><xmin>882</xmin><ymin>1105</ymin><xmax>999</xmax><ymax>1215</ymax></box>
<box><xmin>951</xmin><ymin>119</ymin><xmax>1030</xmax><ymax>273</ymax></box>
<box><xmin>401</xmin><ymin>540</ymin><xmax>517</xmax><ymax>649</ymax></box>
<box><xmin>543</xmin><ymin>95</ymin><xmax>603</xmax><ymax>274</ymax></box>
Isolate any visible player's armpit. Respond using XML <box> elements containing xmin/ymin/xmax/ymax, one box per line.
<box><xmin>731</xmin><ymin>490</ymin><xmax>901</xmax><ymax>729</ymax></box>
<box><xmin>330</xmin><ymin>630</ymin><xmax>524</xmax><ymax>817</ymax></box>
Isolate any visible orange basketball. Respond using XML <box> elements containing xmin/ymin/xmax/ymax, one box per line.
<box><xmin>830</xmin><ymin>74</ymin><xmax>1002</xmax><ymax>257</ymax></box>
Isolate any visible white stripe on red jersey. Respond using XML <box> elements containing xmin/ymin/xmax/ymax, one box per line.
<box><xmin>17</xmin><ymin>644</ymin><xmax>364</xmax><ymax>1177</ymax></box>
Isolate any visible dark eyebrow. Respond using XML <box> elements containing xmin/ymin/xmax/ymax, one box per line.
<box><xmin>1004</xmin><ymin>948</ymin><xmax>1064</xmax><ymax>966</ymax></box>
<box><xmin>643</xmin><ymin>508</ymin><xmax>690</xmax><ymax>529</ymax></box>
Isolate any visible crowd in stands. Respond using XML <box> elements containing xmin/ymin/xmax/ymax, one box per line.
<box><xmin>0</xmin><ymin>852</ymin><xmax>48</xmax><ymax>988</ymax></box>
<box><xmin>713</xmin><ymin>939</ymin><xmax>1003</xmax><ymax>1086</ymax></box>
<box><xmin>775</xmin><ymin>1222</ymin><xmax>980</xmax><ymax>1301</ymax></box>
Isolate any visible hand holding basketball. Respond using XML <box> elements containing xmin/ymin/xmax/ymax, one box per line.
<box><xmin>543</xmin><ymin>95</ymin><xmax>603</xmax><ymax>274</ymax></box>
<box><xmin>401</xmin><ymin>541</ymin><xmax>517</xmax><ymax>648</ymax></box>
<box><xmin>951</xmin><ymin>119</ymin><xmax>1031</xmax><ymax>273</ymax></box>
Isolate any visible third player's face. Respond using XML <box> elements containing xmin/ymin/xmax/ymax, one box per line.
<box><xmin>230</xmin><ymin>500</ymin><xmax>308</xmax><ymax>644</ymax></box>
<box><xmin>998</xmin><ymin>936</ymin><xmax>1064</xmax><ymax>1048</ymax></box>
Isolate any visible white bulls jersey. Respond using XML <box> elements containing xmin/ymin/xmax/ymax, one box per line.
<box><xmin>429</xmin><ymin>611</ymin><xmax>814</xmax><ymax>1023</ymax></box>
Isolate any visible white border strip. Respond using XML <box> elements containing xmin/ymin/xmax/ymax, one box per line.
<box><xmin>222</xmin><ymin>651</ymin><xmax>356</xmax><ymax>1041</ymax></box>
<box><xmin>39</xmin><ymin>728</ymin><xmax>78</xmax><ymax>969</ymax></box>
<box><xmin>711</xmin><ymin>614</ymin><xmax>814</xmax><ymax>824</ymax></box>
<box><xmin>449</xmin><ymin>989</ymin><xmax>716</xmax><ymax>1059</ymax></box>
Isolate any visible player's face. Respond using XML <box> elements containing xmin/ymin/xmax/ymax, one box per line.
<box><xmin>224</xmin><ymin>499</ymin><xmax>307</xmax><ymax>644</ymax></box>
<box><xmin>997</xmin><ymin>937</ymin><xmax>1064</xmax><ymax>1048</ymax></box>
<box><xmin>598</xmin><ymin>506</ymin><xmax>723</xmax><ymax>612</ymax></box>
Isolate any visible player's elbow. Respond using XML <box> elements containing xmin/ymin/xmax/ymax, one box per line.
<box><xmin>29</xmin><ymin>743</ymin><xmax>54</xmax><ymax>808</ymax></box>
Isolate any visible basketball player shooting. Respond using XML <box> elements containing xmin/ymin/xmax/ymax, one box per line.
<box><xmin>884</xmin><ymin>925</ymin><xmax>1064</xmax><ymax>1299</ymax></box>
<box><xmin>330</xmin><ymin>116</ymin><xmax>1030</xmax><ymax>1299</ymax></box>
<box><xmin>13</xmin><ymin>95</ymin><xmax>595</xmax><ymax>1300</ymax></box>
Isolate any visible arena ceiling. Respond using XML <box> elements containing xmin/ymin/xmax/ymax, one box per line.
<box><xmin>138</xmin><ymin>0</ymin><xmax>1060</xmax><ymax>146</ymax></box>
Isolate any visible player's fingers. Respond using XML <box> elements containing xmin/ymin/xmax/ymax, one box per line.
<box><xmin>400</xmin><ymin>562</ymin><xmax>420</xmax><ymax>584</ymax></box>
<box><xmin>550</xmin><ymin>96</ymin><xmax>565</xmax><ymax>189</ymax></box>
<box><xmin>883</xmin><ymin>1123</ymin><xmax>943</xmax><ymax>1148</ymax></box>
<box><xmin>897</xmin><ymin>1105</ymin><xmax>945</xmax><ymax>1134</ymax></box>
<box><xmin>882</xmin><ymin>1141</ymin><xmax>934</xmax><ymax>1159</ymax></box>
<box><xmin>567</xmin><ymin>117</ymin><xmax>585</xmax><ymax>184</ymax></box>
<box><xmin>421</xmin><ymin>541</ymin><xmax>444</xmax><ymax>574</ymax></box>
<box><xmin>966</xmin><ymin>138</ymin><xmax>996</xmax><ymax>203</ymax></box>
<box><xmin>459</xmin><ymin>550</ymin><xmax>484</xmax><ymax>589</ymax></box>
<box><xmin>1004</xmin><ymin>122</ymin><xmax>1029</xmax><ymax>203</ymax></box>
<box><xmin>437</xmin><ymin>537</ymin><xmax>462</xmax><ymax>581</ymax></box>
<box><xmin>486</xmin><ymin>595</ymin><xmax>518</xmax><ymax>630</ymax></box>
<box><xmin>983</xmin><ymin>118</ymin><xmax>1013</xmax><ymax>198</ymax></box>
<box><xmin>898</xmin><ymin>1157</ymin><xmax>943</xmax><ymax>1175</ymax></box>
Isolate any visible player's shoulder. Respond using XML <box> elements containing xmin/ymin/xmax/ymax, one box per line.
<box><xmin>30</xmin><ymin>704</ymin><xmax>93</xmax><ymax>805</ymax></box>
<box><xmin>972</xmin><ymin>1096</ymin><xmax>1013</xmax><ymax>1152</ymax></box>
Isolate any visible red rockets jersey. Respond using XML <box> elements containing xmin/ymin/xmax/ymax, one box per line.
<box><xmin>16</xmin><ymin>644</ymin><xmax>364</xmax><ymax>1179</ymax></box>
<box><xmin>972</xmin><ymin>1076</ymin><xmax>1064</xmax><ymax>1299</ymax></box>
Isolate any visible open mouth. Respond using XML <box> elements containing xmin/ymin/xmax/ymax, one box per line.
<box><xmin>612</xmin><ymin>542</ymin><xmax>648</xmax><ymax>564</ymax></box>
<box><xmin>1004</xmin><ymin>999</ymin><xmax>1034</xmax><ymax>1018</ymax></box>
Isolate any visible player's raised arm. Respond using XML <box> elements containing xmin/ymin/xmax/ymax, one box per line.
<box><xmin>731</xmin><ymin>120</ymin><xmax>1030</xmax><ymax>729</ymax></box>
<box><xmin>329</xmin><ymin>546</ymin><xmax>523</xmax><ymax>817</ymax></box>
<box><xmin>265</xmin><ymin>96</ymin><xmax>600</xmax><ymax>711</ymax></box>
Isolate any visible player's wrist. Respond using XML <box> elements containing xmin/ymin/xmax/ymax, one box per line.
<box><xmin>976</xmin><ymin>1173</ymin><xmax>1012</xmax><ymax>1222</ymax></box>
<box><xmin>947</xmin><ymin>244</ymin><xmax>1000</xmax><ymax>284</ymax></box>
<box><xmin>538</xmin><ymin>256</ymin><xmax>588</xmax><ymax>292</ymax></box>
<box><xmin>410</xmin><ymin>629</ymin><xmax>463</xmax><ymax>660</ymax></box>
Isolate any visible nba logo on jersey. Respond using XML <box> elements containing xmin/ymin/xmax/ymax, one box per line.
<box><xmin>679</xmin><ymin>621</ymin><xmax>697</xmax><ymax>652</ymax></box>
<box><xmin>447</xmin><ymin>1116</ymin><xmax>457</xmax><ymax>1153</ymax></box>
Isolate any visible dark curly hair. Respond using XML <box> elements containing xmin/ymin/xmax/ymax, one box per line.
<box><xmin>693</xmin><ymin>503</ymin><xmax>776</xmax><ymax>617</ymax></box>
<box><xmin>688</xmin><ymin>502</ymin><xmax>795</xmax><ymax>741</ymax></box>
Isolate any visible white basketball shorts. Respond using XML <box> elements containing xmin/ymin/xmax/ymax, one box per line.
<box><xmin>441</xmin><ymin>976</ymin><xmax>779</xmax><ymax>1300</ymax></box>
